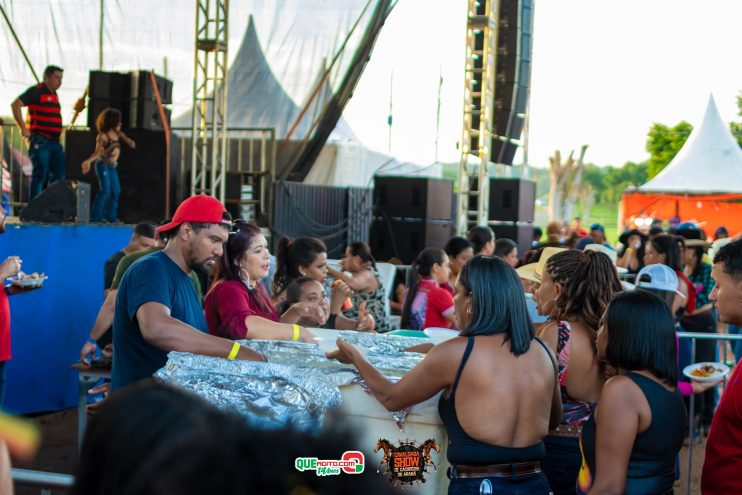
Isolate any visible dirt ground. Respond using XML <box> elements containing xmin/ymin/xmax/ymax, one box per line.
<box><xmin>12</xmin><ymin>407</ymin><xmax>705</xmax><ymax>494</ymax></box>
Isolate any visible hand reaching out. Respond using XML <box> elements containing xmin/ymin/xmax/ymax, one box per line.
<box><xmin>80</xmin><ymin>340</ymin><xmax>97</xmax><ymax>366</ymax></box>
<box><xmin>0</xmin><ymin>256</ymin><xmax>21</xmax><ymax>279</ymax></box>
<box><xmin>289</xmin><ymin>301</ymin><xmax>328</xmax><ymax>327</ymax></box>
<box><xmin>355</xmin><ymin>301</ymin><xmax>375</xmax><ymax>332</ymax></box>
<box><xmin>325</xmin><ymin>338</ymin><xmax>360</xmax><ymax>365</ymax></box>
<box><xmin>691</xmin><ymin>378</ymin><xmax>722</xmax><ymax>394</ymax></box>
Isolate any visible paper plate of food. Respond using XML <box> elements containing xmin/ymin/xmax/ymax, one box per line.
<box><xmin>10</xmin><ymin>272</ymin><xmax>47</xmax><ymax>288</ymax></box>
<box><xmin>683</xmin><ymin>362</ymin><xmax>730</xmax><ymax>382</ymax></box>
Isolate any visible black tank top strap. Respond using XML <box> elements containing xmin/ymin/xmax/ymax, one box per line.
<box><xmin>533</xmin><ymin>336</ymin><xmax>551</xmax><ymax>358</ymax></box>
<box><xmin>451</xmin><ymin>336</ymin><xmax>475</xmax><ymax>396</ymax></box>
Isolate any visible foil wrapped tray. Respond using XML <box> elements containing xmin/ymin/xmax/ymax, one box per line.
<box><xmin>155</xmin><ymin>332</ymin><xmax>431</xmax><ymax>431</ymax></box>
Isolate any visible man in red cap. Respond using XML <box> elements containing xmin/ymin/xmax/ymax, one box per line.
<box><xmin>111</xmin><ymin>195</ymin><xmax>265</xmax><ymax>391</ymax></box>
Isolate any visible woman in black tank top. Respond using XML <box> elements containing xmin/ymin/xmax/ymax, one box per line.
<box><xmin>81</xmin><ymin>108</ymin><xmax>135</xmax><ymax>223</ymax></box>
<box><xmin>328</xmin><ymin>256</ymin><xmax>562</xmax><ymax>494</ymax></box>
<box><xmin>577</xmin><ymin>290</ymin><xmax>686</xmax><ymax>495</ymax></box>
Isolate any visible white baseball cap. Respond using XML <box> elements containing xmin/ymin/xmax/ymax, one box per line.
<box><xmin>635</xmin><ymin>264</ymin><xmax>686</xmax><ymax>298</ymax></box>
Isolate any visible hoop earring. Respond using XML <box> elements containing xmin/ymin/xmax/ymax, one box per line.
<box><xmin>239</xmin><ymin>267</ymin><xmax>252</xmax><ymax>288</ymax></box>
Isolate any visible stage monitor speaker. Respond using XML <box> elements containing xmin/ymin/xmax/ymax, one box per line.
<box><xmin>489</xmin><ymin>178</ymin><xmax>536</xmax><ymax>223</ymax></box>
<box><xmin>373</xmin><ymin>176</ymin><xmax>453</xmax><ymax>221</ymax></box>
<box><xmin>491</xmin><ymin>223</ymin><xmax>534</xmax><ymax>258</ymax></box>
<box><xmin>369</xmin><ymin>218</ymin><xmax>453</xmax><ymax>264</ymax></box>
<box><xmin>20</xmin><ymin>180</ymin><xmax>90</xmax><ymax>223</ymax></box>
<box><xmin>64</xmin><ymin>129</ymin><xmax>183</xmax><ymax>224</ymax></box>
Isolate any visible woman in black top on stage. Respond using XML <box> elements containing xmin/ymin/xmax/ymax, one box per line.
<box><xmin>327</xmin><ymin>256</ymin><xmax>562</xmax><ymax>494</ymax></box>
<box><xmin>577</xmin><ymin>290</ymin><xmax>685</xmax><ymax>495</ymax></box>
<box><xmin>82</xmin><ymin>108</ymin><xmax>135</xmax><ymax>223</ymax></box>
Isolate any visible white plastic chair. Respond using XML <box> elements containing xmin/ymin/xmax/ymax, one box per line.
<box><xmin>375</xmin><ymin>262</ymin><xmax>398</xmax><ymax>320</ymax></box>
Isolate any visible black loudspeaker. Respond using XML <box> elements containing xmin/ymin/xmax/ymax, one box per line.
<box><xmin>132</xmin><ymin>70</ymin><xmax>173</xmax><ymax>104</ymax></box>
<box><xmin>89</xmin><ymin>71</ymin><xmax>131</xmax><ymax>100</ymax></box>
<box><xmin>20</xmin><ymin>180</ymin><xmax>90</xmax><ymax>223</ymax></box>
<box><xmin>491</xmin><ymin>223</ymin><xmax>534</xmax><ymax>257</ymax></box>
<box><xmin>129</xmin><ymin>71</ymin><xmax>172</xmax><ymax>130</ymax></box>
<box><xmin>87</xmin><ymin>98</ymin><xmax>131</xmax><ymax>130</ymax></box>
<box><xmin>87</xmin><ymin>71</ymin><xmax>133</xmax><ymax>128</ymax></box>
<box><xmin>490</xmin><ymin>0</ymin><xmax>534</xmax><ymax>165</ymax></box>
<box><xmin>64</xmin><ymin>130</ymin><xmax>182</xmax><ymax>224</ymax></box>
<box><xmin>369</xmin><ymin>218</ymin><xmax>453</xmax><ymax>264</ymax></box>
<box><xmin>132</xmin><ymin>99</ymin><xmax>171</xmax><ymax>131</ymax></box>
<box><xmin>489</xmin><ymin>178</ymin><xmax>536</xmax><ymax>223</ymax></box>
<box><xmin>373</xmin><ymin>176</ymin><xmax>453</xmax><ymax>220</ymax></box>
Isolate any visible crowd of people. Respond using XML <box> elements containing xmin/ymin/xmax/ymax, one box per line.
<box><xmin>2</xmin><ymin>184</ymin><xmax>742</xmax><ymax>493</ymax></box>
<box><xmin>4</xmin><ymin>67</ymin><xmax>742</xmax><ymax>492</ymax></box>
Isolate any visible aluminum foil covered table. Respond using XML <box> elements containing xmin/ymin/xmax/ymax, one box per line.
<box><xmin>155</xmin><ymin>329</ymin><xmax>449</xmax><ymax>492</ymax></box>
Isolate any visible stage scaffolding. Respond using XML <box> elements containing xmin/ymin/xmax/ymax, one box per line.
<box><xmin>190</xmin><ymin>0</ymin><xmax>229</xmax><ymax>201</ymax></box>
<box><xmin>456</xmin><ymin>0</ymin><xmax>498</xmax><ymax>234</ymax></box>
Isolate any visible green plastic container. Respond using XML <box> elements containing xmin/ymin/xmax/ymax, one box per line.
<box><xmin>385</xmin><ymin>330</ymin><xmax>428</xmax><ymax>338</ymax></box>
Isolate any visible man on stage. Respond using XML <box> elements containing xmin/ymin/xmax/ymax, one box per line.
<box><xmin>10</xmin><ymin>65</ymin><xmax>82</xmax><ymax>199</ymax></box>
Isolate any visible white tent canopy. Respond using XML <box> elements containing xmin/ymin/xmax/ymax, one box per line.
<box><xmin>638</xmin><ymin>94</ymin><xmax>742</xmax><ymax>194</ymax></box>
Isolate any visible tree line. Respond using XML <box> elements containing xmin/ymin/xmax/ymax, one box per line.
<box><xmin>544</xmin><ymin>92</ymin><xmax>742</xmax><ymax>222</ymax></box>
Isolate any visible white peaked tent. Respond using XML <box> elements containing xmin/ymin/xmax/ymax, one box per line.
<box><xmin>172</xmin><ymin>16</ymin><xmax>358</xmax><ymax>142</ymax></box>
<box><xmin>638</xmin><ymin>94</ymin><xmax>742</xmax><ymax>193</ymax></box>
<box><xmin>173</xmin><ymin>15</ymin><xmax>437</xmax><ymax>186</ymax></box>
<box><xmin>622</xmin><ymin>94</ymin><xmax>742</xmax><ymax>236</ymax></box>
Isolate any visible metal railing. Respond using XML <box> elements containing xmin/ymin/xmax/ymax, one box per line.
<box><xmin>0</xmin><ymin>124</ymin><xmax>276</xmax><ymax>218</ymax></box>
<box><xmin>12</xmin><ymin>468</ymin><xmax>74</xmax><ymax>494</ymax></box>
<box><xmin>174</xmin><ymin>126</ymin><xmax>275</xmax><ymax>221</ymax></box>
<box><xmin>0</xmin><ymin>123</ymin><xmax>31</xmax><ymax>212</ymax></box>
<box><xmin>677</xmin><ymin>331</ymin><xmax>742</xmax><ymax>495</ymax></box>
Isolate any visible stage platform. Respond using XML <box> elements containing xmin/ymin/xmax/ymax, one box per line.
<box><xmin>1</xmin><ymin>222</ymin><xmax>131</xmax><ymax>414</ymax></box>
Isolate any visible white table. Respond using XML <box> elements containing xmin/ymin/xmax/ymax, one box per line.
<box><xmin>314</xmin><ymin>328</ymin><xmax>449</xmax><ymax>492</ymax></box>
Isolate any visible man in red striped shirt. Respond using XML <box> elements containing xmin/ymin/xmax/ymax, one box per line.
<box><xmin>11</xmin><ymin>65</ymin><xmax>67</xmax><ymax>200</ymax></box>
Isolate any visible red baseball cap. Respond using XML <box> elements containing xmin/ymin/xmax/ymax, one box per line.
<box><xmin>156</xmin><ymin>195</ymin><xmax>232</xmax><ymax>233</ymax></box>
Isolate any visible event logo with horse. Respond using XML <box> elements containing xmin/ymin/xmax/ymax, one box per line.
<box><xmin>374</xmin><ymin>438</ymin><xmax>440</xmax><ymax>485</ymax></box>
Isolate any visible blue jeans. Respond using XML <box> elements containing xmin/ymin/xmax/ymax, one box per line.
<box><xmin>91</xmin><ymin>162</ymin><xmax>121</xmax><ymax>222</ymax></box>
<box><xmin>448</xmin><ymin>471</ymin><xmax>552</xmax><ymax>495</ymax></box>
<box><xmin>28</xmin><ymin>135</ymin><xmax>66</xmax><ymax>200</ymax></box>
<box><xmin>728</xmin><ymin>324</ymin><xmax>742</xmax><ymax>363</ymax></box>
<box><xmin>543</xmin><ymin>435</ymin><xmax>581</xmax><ymax>495</ymax></box>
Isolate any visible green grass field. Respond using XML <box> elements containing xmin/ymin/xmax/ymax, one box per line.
<box><xmin>585</xmin><ymin>203</ymin><xmax>620</xmax><ymax>244</ymax></box>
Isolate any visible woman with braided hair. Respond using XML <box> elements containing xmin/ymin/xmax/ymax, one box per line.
<box><xmin>531</xmin><ymin>249</ymin><xmax>623</xmax><ymax>494</ymax></box>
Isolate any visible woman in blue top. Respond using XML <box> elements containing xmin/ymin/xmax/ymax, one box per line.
<box><xmin>328</xmin><ymin>256</ymin><xmax>562</xmax><ymax>494</ymax></box>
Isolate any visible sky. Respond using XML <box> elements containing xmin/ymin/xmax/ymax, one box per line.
<box><xmin>342</xmin><ymin>0</ymin><xmax>742</xmax><ymax>169</ymax></box>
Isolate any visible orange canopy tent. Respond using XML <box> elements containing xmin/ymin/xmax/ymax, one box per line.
<box><xmin>621</xmin><ymin>95</ymin><xmax>742</xmax><ymax>238</ymax></box>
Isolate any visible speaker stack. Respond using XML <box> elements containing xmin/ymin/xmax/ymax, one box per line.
<box><xmin>487</xmin><ymin>178</ymin><xmax>536</xmax><ymax>256</ymax></box>
<box><xmin>370</xmin><ymin>176</ymin><xmax>454</xmax><ymax>264</ymax></box>
<box><xmin>65</xmin><ymin>130</ymin><xmax>182</xmax><ymax>224</ymax></box>
<box><xmin>87</xmin><ymin>70</ymin><xmax>173</xmax><ymax>131</ymax></box>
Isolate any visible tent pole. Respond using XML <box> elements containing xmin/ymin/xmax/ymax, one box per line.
<box><xmin>98</xmin><ymin>0</ymin><xmax>104</xmax><ymax>69</ymax></box>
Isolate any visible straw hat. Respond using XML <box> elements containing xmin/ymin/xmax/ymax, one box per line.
<box><xmin>516</xmin><ymin>247</ymin><xmax>567</xmax><ymax>283</ymax></box>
